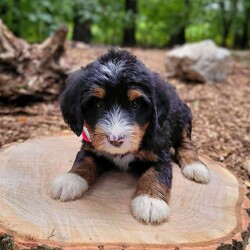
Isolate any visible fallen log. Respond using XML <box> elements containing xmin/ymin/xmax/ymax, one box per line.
<box><xmin>0</xmin><ymin>135</ymin><xmax>249</xmax><ymax>250</ymax></box>
<box><xmin>0</xmin><ymin>19</ymin><xmax>69</xmax><ymax>102</ymax></box>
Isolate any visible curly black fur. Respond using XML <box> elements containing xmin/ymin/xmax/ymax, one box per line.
<box><xmin>60</xmin><ymin>49</ymin><xmax>192</xmax><ymax>188</ymax></box>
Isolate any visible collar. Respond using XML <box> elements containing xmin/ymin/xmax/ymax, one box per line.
<box><xmin>82</xmin><ymin>127</ymin><xmax>91</xmax><ymax>143</ymax></box>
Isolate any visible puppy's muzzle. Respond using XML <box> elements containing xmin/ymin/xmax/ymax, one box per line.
<box><xmin>107</xmin><ymin>133</ymin><xmax>125</xmax><ymax>147</ymax></box>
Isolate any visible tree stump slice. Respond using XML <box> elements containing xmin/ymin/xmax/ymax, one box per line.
<box><xmin>0</xmin><ymin>135</ymin><xmax>249</xmax><ymax>249</ymax></box>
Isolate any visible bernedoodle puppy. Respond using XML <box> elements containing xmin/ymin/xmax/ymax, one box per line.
<box><xmin>51</xmin><ymin>49</ymin><xmax>210</xmax><ymax>224</ymax></box>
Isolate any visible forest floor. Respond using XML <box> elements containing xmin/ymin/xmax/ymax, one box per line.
<box><xmin>0</xmin><ymin>43</ymin><xmax>249</xmax><ymax>182</ymax></box>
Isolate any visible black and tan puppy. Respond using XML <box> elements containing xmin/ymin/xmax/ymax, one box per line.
<box><xmin>51</xmin><ymin>49</ymin><xmax>210</xmax><ymax>224</ymax></box>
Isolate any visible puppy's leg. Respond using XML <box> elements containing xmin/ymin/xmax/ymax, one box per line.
<box><xmin>51</xmin><ymin>150</ymin><xmax>97</xmax><ymax>201</ymax></box>
<box><xmin>176</xmin><ymin>124</ymin><xmax>210</xmax><ymax>183</ymax></box>
<box><xmin>131</xmin><ymin>161</ymin><xmax>172</xmax><ymax>224</ymax></box>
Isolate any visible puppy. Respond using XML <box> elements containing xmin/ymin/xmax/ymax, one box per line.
<box><xmin>51</xmin><ymin>49</ymin><xmax>210</xmax><ymax>224</ymax></box>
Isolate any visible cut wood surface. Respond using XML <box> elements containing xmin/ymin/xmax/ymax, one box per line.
<box><xmin>0</xmin><ymin>135</ymin><xmax>249</xmax><ymax>249</ymax></box>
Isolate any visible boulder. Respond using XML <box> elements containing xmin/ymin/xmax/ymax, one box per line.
<box><xmin>165</xmin><ymin>40</ymin><xmax>231</xmax><ymax>82</ymax></box>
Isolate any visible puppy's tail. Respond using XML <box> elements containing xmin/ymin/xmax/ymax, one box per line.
<box><xmin>175</xmin><ymin>124</ymin><xmax>211</xmax><ymax>184</ymax></box>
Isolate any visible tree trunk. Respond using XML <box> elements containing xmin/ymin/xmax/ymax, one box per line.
<box><xmin>72</xmin><ymin>16</ymin><xmax>92</xmax><ymax>43</ymax></box>
<box><xmin>167</xmin><ymin>0</ymin><xmax>189</xmax><ymax>47</ymax></box>
<box><xmin>219</xmin><ymin>0</ymin><xmax>238</xmax><ymax>47</ymax></box>
<box><xmin>0</xmin><ymin>19</ymin><xmax>69</xmax><ymax>102</ymax></box>
<box><xmin>0</xmin><ymin>135</ymin><xmax>249</xmax><ymax>249</ymax></box>
<box><xmin>240</xmin><ymin>4</ymin><xmax>250</xmax><ymax>49</ymax></box>
<box><xmin>168</xmin><ymin>26</ymin><xmax>186</xmax><ymax>47</ymax></box>
<box><xmin>123</xmin><ymin>0</ymin><xmax>137</xmax><ymax>47</ymax></box>
<box><xmin>72</xmin><ymin>2</ymin><xmax>92</xmax><ymax>44</ymax></box>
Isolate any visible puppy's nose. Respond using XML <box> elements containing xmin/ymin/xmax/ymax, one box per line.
<box><xmin>107</xmin><ymin>134</ymin><xmax>125</xmax><ymax>147</ymax></box>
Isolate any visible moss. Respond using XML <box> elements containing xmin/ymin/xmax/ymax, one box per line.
<box><xmin>0</xmin><ymin>234</ymin><xmax>14</xmax><ymax>250</ymax></box>
<box><xmin>30</xmin><ymin>246</ymin><xmax>62</xmax><ymax>250</ymax></box>
<box><xmin>0</xmin><ymin>234</ymin><xmax>62</xmax><ymax>250</ymax></box>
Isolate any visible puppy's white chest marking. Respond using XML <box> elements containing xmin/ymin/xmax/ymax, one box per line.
<box><xmin>112</xmin><ymin>154</ymin><xmax>135</xmax><ymax>171</ymax></box>
<box><xmin>107</xmin><ymin>153</ymin><xmax>135</xmax><ymax>171</ymax></box>
<box><xmin>96</xmin><ymin>151</ymin><xmax>135</xmax><ymax>171</ymax></box>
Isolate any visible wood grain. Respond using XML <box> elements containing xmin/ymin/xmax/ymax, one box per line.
<box><xmin>0</xmin><ymin>135</ymin><xmax>249</xmax><ymax>249</ymax></box>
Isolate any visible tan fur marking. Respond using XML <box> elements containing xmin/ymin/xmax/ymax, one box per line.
<box><xmin>69</xmin><ymin>156</ymin><xmax>97</xmax><ymax>186</ymax></box>
<box><xmin>92</xmin><ymin>86</ymin><xmax>105</xmax><ymax>98</ymax></box>
<box><xmin>135</xmin><ymin>150</ymin><xmax>158</xmax><ymax>162</ymax></box>
<box><xmin>130</xmin><ymin>122</ymin><xmax>149</xmax><ymax>153</ymax></box>
<box><xmin>175</xmin><ymin>124</ymin><xmax>199</xmax><ymax>170</ymax></box>
<box><xmin>128</xmin><ymin>89</ymin><xmax>145</xmax><ymax>101</ymax></box>
<box><xmin>130</xmin><ymin>124</ymin><xmax>145</xmax><ymax>152</ymax></box>
<box><xmin>134</xmin><ymin>168</ymin><xmax>170</xmax><ymax>203</ymax></box>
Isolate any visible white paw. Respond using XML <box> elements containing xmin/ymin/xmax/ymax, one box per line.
<box><xmin>182</xmin><ymin>161</ymin><xmax>211</xmax><ymax>184</ymax></box>
<box><xmin>131</xmin><ymin>195</ymin><xmax>169</xmax><ymax>224</ymax></box>
<box><xmin>51</xmin><ymin>173</ymin><xmax>88</xmax><ymax>201</ymax></box>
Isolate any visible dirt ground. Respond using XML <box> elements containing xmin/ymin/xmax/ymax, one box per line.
<box><xmin>0</xmin><ymin>43</ymin><xmax>249</xmax><ymax>181</ymax></box>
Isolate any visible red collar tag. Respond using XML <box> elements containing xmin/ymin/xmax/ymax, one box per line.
<box><xmin>82</xmin><ymin>127</ymin><xmax>91</xmax><ymax>143</ymax></box>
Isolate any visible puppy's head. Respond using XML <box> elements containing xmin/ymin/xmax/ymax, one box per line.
<box><xmin>61</xmin><ymin>49</ymin><xmax>164</xmax><ymax>155</ymax></box>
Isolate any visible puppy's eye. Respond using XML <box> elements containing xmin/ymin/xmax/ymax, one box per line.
<box><xmin>96</xmin><ymin>100</ymin><xmax>103</xmax><ymax>109</ymax></box>
<box><xmin>131</xmin><ymin>100</ymin><xmax>140</xmax><ymax>109</ymax></box>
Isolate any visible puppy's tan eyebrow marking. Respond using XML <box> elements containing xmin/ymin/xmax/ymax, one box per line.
<box><xmin>128</xmin><ymin>89</ymin><xmax>145</xmax><ymax>101</ymax></box>
<box><xmin>92</xmin><ymin>86</ymin><xmax>105</xmax><ymax>98</ymax></box>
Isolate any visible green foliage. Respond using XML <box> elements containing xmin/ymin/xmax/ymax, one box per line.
<box><xmin>0</xmin><ymin>0</ymin><xmax>71</xmax><ymax>42</ymax></box>
<box><xmin>0</xmin><ymin>0</ymin><xmax>249</xmax><ymax>48</ymax></box>
<box><xmin>91</xmin><ymin>0</ymin><xmax>126</xmax><ymax>45</ymax></box>
<box><xmin>137</xmin><ymin>0</ymin><xmax>191</xmax><ymax>47</ymax></box>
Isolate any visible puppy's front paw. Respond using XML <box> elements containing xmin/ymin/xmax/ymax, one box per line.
<box><xmin>131</xmin><ymin>195</ymin><xmax>169</xmax><ymax>224</ymax></box>
<box><xmin>182</xmin><ymin>161</ymin><xmax>210</xmax><ymax>184</ymax></box>
<box><xmin>51</xmin><ymin>173</ymin><xmax>88</xmax><ymax>201</ymax></box>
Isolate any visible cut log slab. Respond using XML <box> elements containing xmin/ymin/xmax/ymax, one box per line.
<box><xmin>0</xmin><ymin>135</ymin><xmax>249</xmax><ymax>250</ymax></box>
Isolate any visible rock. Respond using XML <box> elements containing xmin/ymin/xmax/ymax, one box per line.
<box><xmin>165</xmin><ymin>40</ymin><xmax>231</xmax><ymax>82</ymax></box>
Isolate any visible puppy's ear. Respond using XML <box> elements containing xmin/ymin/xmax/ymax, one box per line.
<box><xmin>60</xmin><ymin>69</ymin><xmax>86</xmax><ymax>136</ymax></box>
<box><xmin>151</xmin><ymin>74</ymin><xmax>170</xmax><ymax>148</ymax></box>
<box><xmin>153</xmin><ymin>74</ymin><xmax>170</xmax><ymax>126</ymax></box>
